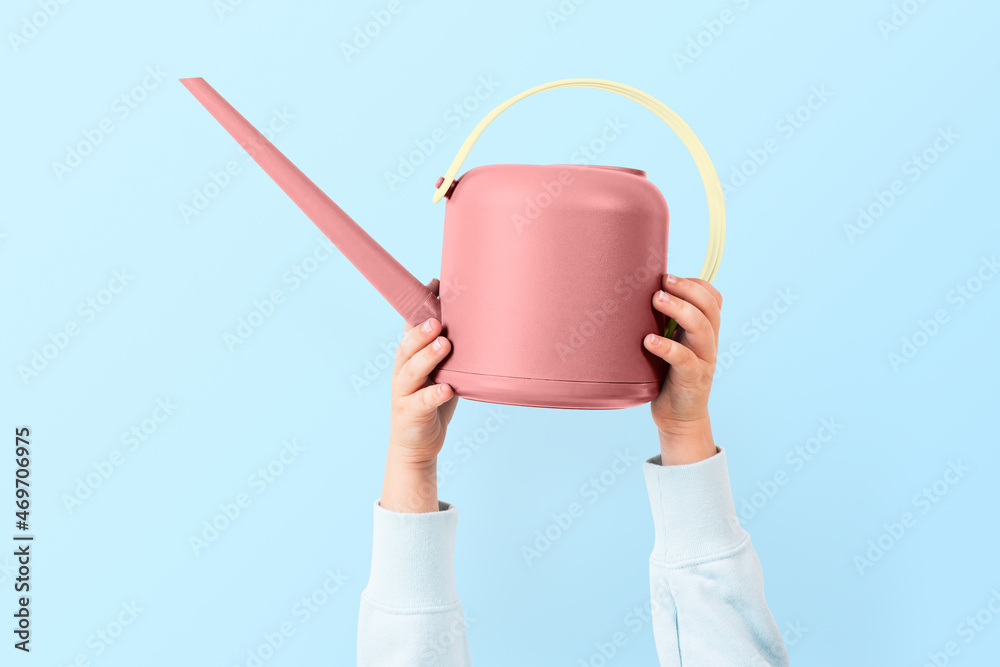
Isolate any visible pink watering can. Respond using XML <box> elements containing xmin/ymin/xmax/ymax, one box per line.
<box><xmin>180</xmin><ymin>77</ymin><xmax>725</xmax><ymax>409</ymax></box>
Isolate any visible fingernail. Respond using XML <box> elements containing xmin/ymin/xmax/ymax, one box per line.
<box><xmin>658</xmin><ymin>290</ymin><xmax>670</xmax><ymax>303</ymax></box>
<box><xmin>437</xmin><ymin>383</ymin><xmax>451</xmax><ymax>395</ymax></box>
<box><xmin>646</xmin><ymin>334</ymin><xmax>658</xmax><ymax>346</ymax></box>
<box><xmin>422</xmin><ymin>319</ymin><xmax>434</xmax><ymax>333</ymax></box>
<box><xmin>433</xmin><ymin>337</ymin><xmax>444</xmax><ymax>351</ymax></box>
<box><xmin>666</xmin><ymin>274</ymin><xmax>678</xmax><ymax>285</ymax></box>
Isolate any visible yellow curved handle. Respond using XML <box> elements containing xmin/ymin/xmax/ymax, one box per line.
<box><xmin>432</xmin><ymin>77</ymin><xmax>726</xmax><ymax>288</ymax></box>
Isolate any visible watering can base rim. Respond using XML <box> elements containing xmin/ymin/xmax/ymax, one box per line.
<box><xmin>432</xmin><ymin>368</ymin><xmax>659</xmax><ymax>410</ymax></box>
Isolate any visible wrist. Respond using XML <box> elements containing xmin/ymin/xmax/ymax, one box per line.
<box><xmin>657</xmin><ymin>415</ymin><xmax>717</xmax><ymax>465</ymax></box>
<box><xmin>380</xmin><ymin>448</ymin><xmax>439</xmax><ymax>513</ymax></box>
<box><xmin>386</xmin><ymin>439</ymin><xmax>438</xmax><ymax>467</ymax></box>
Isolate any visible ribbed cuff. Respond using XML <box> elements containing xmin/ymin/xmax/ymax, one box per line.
<box><xmin>363</xmin><ymin>499</ymin><xmax>460</xmax><ymax>610</ymax></box>
<box><xmin>643</xmin><ymin>447</ymin><xmax>747</xmax><ymax>566</ymax></box>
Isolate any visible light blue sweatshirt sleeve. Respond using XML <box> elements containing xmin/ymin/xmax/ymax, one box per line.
<box><xmin>358</xmin><ymin>447</ymin><xmax>787</xmax><ymax>666</ymax></box>
<box><xmin>358</xmin><ymin>500</ymin><xmax>473</xmax><ymax>667</ymax></box>
<box><xmin>643</xmin><ymin>447</ymin><xmax>789</xmax><ymax>666</ymax></box>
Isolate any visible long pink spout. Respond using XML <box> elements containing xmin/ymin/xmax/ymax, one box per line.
<box><xmin>179</xmin><ymin>77</ymin><xmax>440</xmax><ymax>327</ymax></box>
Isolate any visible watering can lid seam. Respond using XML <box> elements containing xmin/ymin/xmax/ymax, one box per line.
<box><xmin>434</xmin><ymin>164</ymin><xmax>648</xmax><ymax>199</ymax></box>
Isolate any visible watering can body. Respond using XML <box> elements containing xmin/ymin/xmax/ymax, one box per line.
<box><xmin>179</xmin><ymin>77</ymin><xmax>724</xmax><ymax>410</ymax></box>
<box><xmin>433</xmin><ymin>164</ymin><xmax>668</xmax><ymax>408</ymax></box>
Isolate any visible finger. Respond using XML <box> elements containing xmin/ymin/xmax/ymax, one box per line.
<box><xmin>395</xmin><ymin>318</ymin><xmax>441</xmax><ymax>373</ymax></box>
<box><xmin>685</xmin><ymin>277</ymin><xmax>723</xmax><ymax>310</ymax></box>
<box><xmin>661</xmin><ymin>275</ymin><xmax>721</xmax><ymax>334</ymax></box>
<box><xmin>652</xmin><ymin>290</ymin><xmax>716</xmax><ymax>362</ymax></box>
<box><xmin>409</xmin><ymin>382</ymin><xmax>454</xmax><ymax>413</ymax></box>
<box><xmin>643</xmin><ymin>334</ymin><xmax>702</xmax><ymax>382</ymax></box>
<box><xmin>396</xmin><ymin>336</ymin><xmax>452</xmax><ymax>396</ymax></box>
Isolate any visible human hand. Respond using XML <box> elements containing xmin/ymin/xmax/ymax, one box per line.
<box><xmin>643</xmin><ymin>274</ymin><xmax>723</xmax><ymax>465</ymax></box>
<box><xmin>380</xmin><ymin>281</ymin><xmax>458</xmax><ymax>512</ymax></box>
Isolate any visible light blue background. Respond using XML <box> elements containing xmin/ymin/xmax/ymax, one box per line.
<box><xmin>3</xmin><ymin>0</ymin><xmax>999</xmax><ymax>664</ymax></box>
